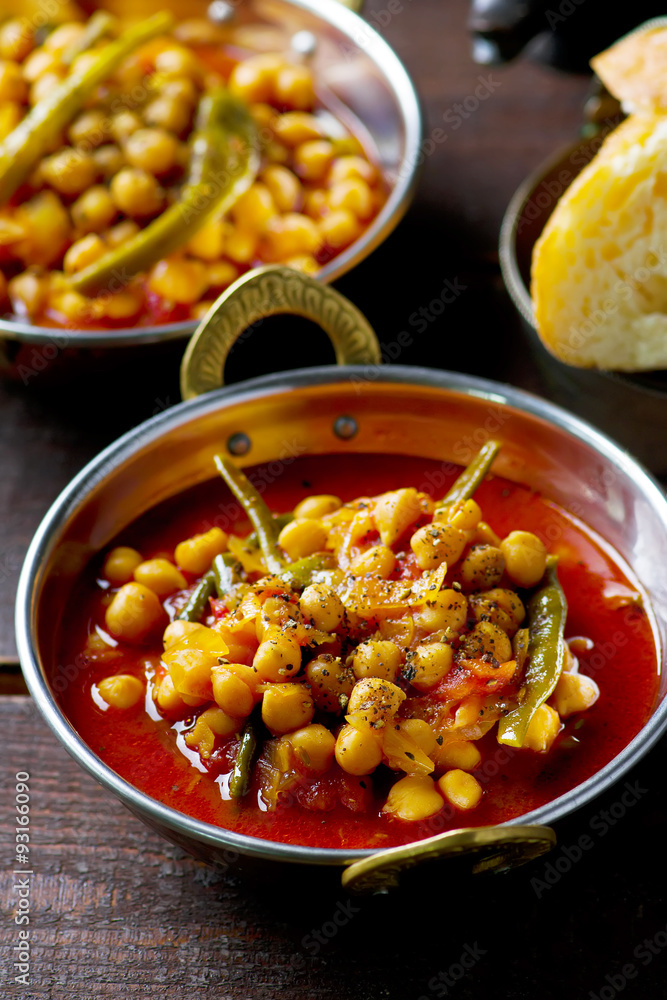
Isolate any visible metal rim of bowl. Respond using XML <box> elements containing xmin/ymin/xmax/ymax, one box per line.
<box><xmin>498</xmin><ymin>141</ymin><xmax>667</xmax><ymax>400</ymax></box>
<box><xmin>0</xmin><ymin>0</ymin><xmax>422</xmax><ymax>350</ymax></box>
<box><xmin>15</xmin><ymin>364</ymin><xmax>667</xmax><ymax>867</ymax></box>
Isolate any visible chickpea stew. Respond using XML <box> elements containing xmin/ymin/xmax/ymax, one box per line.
<box><xmin>0</xmin><ymin>11</ymin><xmax>386</xmax><ymax>329</ymax></box>
<box><xmin>57</xmin><ymin>448</ymin><xmax>659</xmax><ymax>850</ymax></box>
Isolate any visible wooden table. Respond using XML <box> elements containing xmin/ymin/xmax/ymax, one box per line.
<box><xmin>3</xmin><ymin>2</ymin><xmax>666</xmax><ymax>996</ymax></box>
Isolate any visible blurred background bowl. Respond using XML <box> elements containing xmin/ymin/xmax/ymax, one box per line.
<box><xmin>499</xmin><ymin>131</ymin><xmax>667</xmax><ymax>475</ymax></box>
<box><xmin>0</xmin><ymin>0</ymin><xmax>421</xmax><ymax>376</ymax></box>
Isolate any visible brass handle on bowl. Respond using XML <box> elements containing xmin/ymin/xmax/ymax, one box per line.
<box><xmin>342</xmin><ymin>823</ymin><xmax>556</xmax><ymax>894</ymax></box>
<box><xmin>180</xmin><ymin>264</ymin><xmax>381</xmax><ymax>400</ymax></box>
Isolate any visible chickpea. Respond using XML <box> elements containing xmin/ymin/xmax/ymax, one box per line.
<box><xmin>328</xmin><ymin>177</ymin><xmax>374</xmax><ymax>220</ymax></box>
<box><xmin>407</xmin><ymin>642</ymin><xmax>453</xmax><ymax>691</ymax></box>
<box><xmin>111</xmin><ymin>168</ymin><xmax>164</xmax><ymax>218</ymax></box>
<box><xmin>63</xmin><ymin>233</ymin><xmax>107</xmax><ymax>275</ymax></box>
<box><xmin>133</xmin><ymin>558</ymin><xmax>187</xmax><ymax>598</ymax></box>
<box><xmin>460</xmin><ymin>621</ymin><xmax>513</xmax><ymax>664</ymax></box>
<box><xmin>335</xmin><ymin>723</ymin><xmax>383</xmax><ymax>776</ymax></box>
<box><xmin>211</xmin><ymin>665</ymin><xmax>254</xmax><ymax>718</ymax></box>
<box><xmin>104</xmin><ymin>582</ymin><xmax>165</xmax><ymax>643</ymax></box>
<box><xmin>289</xmin><ymin>724</ymin><xmax>336</xmax><ymax>773</ymax></box>
<box><xmin>22</xmin><ymin>48</ymin><xmax>60</xmax><ymax>83</ymax></box>
<box><xmin>398</xmin><ymin>718</ymin><xmax>438</xmax><ymax>756</ymax></box>
<box><xmin>232</xmin><ymin>182</ymin><xmax>276</xmax><ymax>232</ymax></box>
<box><xmin>305</xmin><ymin>654</ymin><xmax>354</xmax><ymax>712</ymax></box>
<box><xmin>110</xmin><ymin>111</ymin><xmax>143</xmax><ymax>144</ymax></box>
<box><xmin>124</xmin><ymin>127</ymin><xmax>178</xmax><ymax>175</ymax></box>
<box><xmin>438</xmin><ymin>770</ymin><xmax>483</xmax><ymax>811</ymax></box>
<box><xmin>163</xmin><ymin>620</ymin><xmax>203</xmax><ymax>649</ymax></box>
<box><xmin>0</xmin><ymin>60</ymin><xmax>27</xmax><ymax>103</ymax></box>
<box><xmin>148</xmin><ymin>255</ymin><xmax>209</xmax><ymax>304</ymax></box>
<box><xmin>187</xmin><ymin>218</ymin><xmax>227</xmax><ymax>261</ymax></box>
<box><xmin>8</xmin><ymin>271</ymin><xmax>47</xmax><ymax>319</ymax></box>
<box><xmin>262</xmin><ymin>682</ymin><xmax>314</xmax><ymax>735</ymax></box>
<box><xmin>382</xmin><ymin>775</ymin><xmax>444</xmax><ymax>821</ymax></box>
<box><xmin>261</xmin><ymin>164</ymin><xmax>302</xmax><ymax>212</ymax></box>
<box><xmin>160</xmin><ymin>77</ymin><xmax>198</xmax><ymax>105</ymax></box>
<box><xmin>144</xmin><ymin>94</ymin><xmax>192</xmax><ymax>135</ymax></box>
<box><xmin>105</xmin><ymin>219</ymin><xmax>140</xmax><ymax>248</ymax></box>
<box><xmin>225</xmin><ymin>226</ymin><xmax>257</xmax><ymax>265</ymax></box>
<box><xmin>274</xmin><ymin>63</ymin><xmax>315</xmax><ymax>110</ymax></box>
<box><xmin>551</xmin><ymin>671</ymin><xmax>599</xmax><ymax>718</ymax></box>
<box><xmin>468</xmin><ymin>587</ymin><xmax>525</xmax><ymax>636</ymax></box>
<box><xmin>273</xmin><ymin>112</ymin><xmax>324</xmax><ymax>148</ymax></box>
<box><xmin>500</xmin><ymin>531</ymin><xmax>548</xmax><ymax>588</ymax></box>
<box><xmin>175</xmin><ymin>527</ymin><xmax>228</xmax><ymax>575</ymax></box>
<box><xmin>410</xmin><ymin>523</ymin><xmax>467</xmax><ymax>571</ymax></box>
<box><xmin>433</xmin><ymin>740</ymin><xmax>481</xmax><ymax>773</ymax></box>
<box><xmin>352</xmin><ymin>640</ymin><xmax>402</xmax><ymax>682</ymax></box>
<box><xmin>522</xmin><ymin>703</ymin><xmax>561</xmax><ymax>752</ymax></box>
<box><xmin>348</xmin><ymin>676</ymin><xmax>405</xmax><ymax>724</ymax></box>
<box><xmin>41</xmin><ymin>149</ymin><xmax>97</xmax><ymax>197</ymax></box>
<box><xmin>0</xmin><ymin>20</ymin><xmax>35</xmax><ymax>63</ymax></box>
<box><xmin>329</xmin><ymin>155</ymin><xmax>377</xmax><ymax>186</ymax></box>
<box><xmin>68</xmin><ymin>110</ymin><xmax>111</xmax><ymax>150</ymax></box>
<box><xmin>155</xmin><ymin>672</ymin><xmax>188</xmax><ymax>716</ymax></box>
<box><xmin>97</xmin><ymin>673</ymin><xmax>144</xmax><ymax>710</ymax></box>
<box><xmin>92</xmin><ymin>144</ymin><xmax>126</xmax><ymax>180</ymax></box>
<box><xmin>207</xmin><ymin>260</ymin><xmax>238</xmax><ymax>290</ymax></box>
<box><xmin>256</xmin><ymin>598</ymin><xmax>301</xmax><ymax>642</ymax></box>
<box><xmin>299</xmin><ymin>583</ymin><xmax>344</xmax><ymax>632</ymax></box>
<box><xmin>294</xmin><ymin>140</ymin><xmax>334</xmax><ymax>182</ymax></box>
<box><xmin>228</xmin><ymin>54</ymin><xmax>283</xmax><ymax>104</ymax></box>
<box><xmin>459</xmin><ymin>544</ymin><xmax>505</xmax><ymax>591</ymax></box>
<box><xmin>294</xmin><ymin>494</ymin><xmax>341</xmax><ymax>520</ymax></box>
<box><xmin>262</xmin><ymin>213</ymin><xmax>321</xmax><ymax>261</ymax></box>
<box><xmin>103</xmin><ymin>546</ymin><xmax>143</xmax><ymax>586</ymax></box>
<box><xmin>278</xmin><ymin>517</ymin><xmax>327</xmax><ymax>560</ymax></box>
<box><xmin>253</xmin><ymin>631</ymin><xmax>302</xmax><ymax>681</ymax></box>
<box><xmin>303</xmin><ymin>189</ymin><xmax>328</xmax><ymax>220</ymax></box>
<box><xmin>71</xmin><ymin>186</ymin><xmax>117</xmax><ymax>234</ymax></box>
<box><xmin>43</xmin><ymin>23</ymin><xmax>85</xmax><ymax>53</ymax></box>
<box><xmin>29</xmin><ymin>70</ymin><xmax>64</xmax><ymax>107</ymax></box>
<box><xmin>155</xmin><ymin>45</ymin><xmax>201</xmax><ymax>79</ymax></box>
<box><xmin>413</xmin><ymin>588</ymin><xmax>467</xmax><ymax>634</ymax></box>
<box><xmin>318</xmin><ymin>208</ymin><xmax>361</xmax><ymax>249</ymax></box>
<box><xmin>351</xmin><ymin>545</ymin><xmax>396</xmax><ymax>578</ymax></box>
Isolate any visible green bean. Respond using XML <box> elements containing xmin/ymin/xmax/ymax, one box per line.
<box><xmin>439</xmin><ymin>439</ymin><xmax>501</xmax><ymax>507</ymax></box>
<box><xmin>62</xmin><ymin>11</ymin><xmax>116</xmax><ymax>65</ymax></box>
<box><xmin>281</xmin><ymin>553</ymin><xmax>337</xmax><ymax>590</ymax></box>
<box><xmin>229</xmin><ymin>721</ymin><xmax>258</xmax><ymax>800</ymax></box>
<box><xmin>178</xmin><ymin>571</ymin><xmax>216</xmax><ymax>623</ymax></box>
<box><xmin>497</xmin><ymin>557</ymin><xmax>567</xmax><ymax>748</ymax></box>
<box><xmin>214</xmin><ymin>454</ymin><xmax>284</xmax><ymax>575</ymax></box>
<box><xmin>246</xmin><ymin>513</ymin><xmax>293</xmax><ymax>549</ymax></box>
<box><xmin>212</xmin><ymin>552</ymin><xmax>240</xmax><ymax>596</ymax></box>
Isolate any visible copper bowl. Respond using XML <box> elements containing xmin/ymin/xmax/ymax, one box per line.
<box><xmin>15</xmin><ymin>268</ymin><xmax>667</xmax><ymax>890</ymax></box>
<box><xmin>499</xmin><ymin>131</ymin><xmax>667</xmax><ymax>474</ymax></box>
<box><xmin>0</xmin><ymin>0</ymin><xmax>421</xmax><ymax>380</ymax></box>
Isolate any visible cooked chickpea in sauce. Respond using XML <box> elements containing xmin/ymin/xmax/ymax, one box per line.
<box><xmin>57</xmin><ymin>450</ymin><xmax>659</xmax><ymax>850</ymax></box>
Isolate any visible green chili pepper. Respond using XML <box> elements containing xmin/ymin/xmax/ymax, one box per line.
<box><xmin>281</xmin><ymin>553</ymin><xmax>337</xmax><ymax>590</ymax></box>
<box><xmin>229</xmin><ymin>721</ymin><xmax>258</xmax><ymax>800</ymax></box>
<box><xmin>214</xmin><ymin>454</ymin><xmax>285</xmax><ymax>575</ymax></box>
<box><xmin>246</xmin><ymin>513</ymin><xmax>294</xmax><ymax>549</ymax></box>
<box><xmin>497</xmin><ymin>557</ymin><xmax>568</xmax><ymax>748</ymax></box>
<box><xmin>71</xmin><ymin>88</ymin><xmax>258</xmax><ymax>295</ymax></box>
<box><xmin>212</xmin><ymin>552</ymin><xmax>240</xmax><ymax>596</ymax></box>
<box><xmin>178</xmin><ymin>571</ymin><xmax>216</xmax><ymax>623</ymax></box>
<box><xmin>62</xmin><ymin>11</ymin><xmax>116</xmax><ymax>65</ymax></box>
<box><xmin>439</xmin><ymin>439</ymin><xmax>501</xmax><ymax>507</ymax></box>
<box><xmin>0</xmin><ymin>12</ymin><xmax>174</xmax><ymax>206</ymax></box>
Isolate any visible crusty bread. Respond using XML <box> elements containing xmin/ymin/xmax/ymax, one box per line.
<box><xmin>531</xmin><ymin>112</ymin><xmax>667</xmax><ymax>371</ymax></box>
<box><xmin>592</xmin><ymin>24</ymin><xmax>667</xmax><ymax>114</ymax></box>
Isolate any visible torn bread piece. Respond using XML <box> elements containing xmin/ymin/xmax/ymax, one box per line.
<box><xmin>531</xmin><ymin>113</ymin><xmax>667</xmax><ymax>371</ymax></box>
<box><xmin>592</xmin><ymin>22</ymin><xmax>667</xmax><ymax>115</ymax></box>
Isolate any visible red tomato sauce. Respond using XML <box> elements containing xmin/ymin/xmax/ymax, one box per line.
<box><xmin>56</xmin><ymin>453</ymin><xmax>660</xmax><ymax>850</ymax></box>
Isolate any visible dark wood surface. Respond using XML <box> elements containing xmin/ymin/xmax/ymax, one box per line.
<box><xmin>3</xmin><ymin>2</ymin><xmax>667</xmax><ymax>997</ymax></box>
